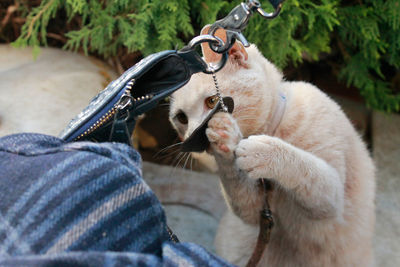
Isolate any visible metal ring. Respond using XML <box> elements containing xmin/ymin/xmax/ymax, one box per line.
<box><xmin>208</xmin><ymin>27</ymin><xmax>234</xmax><ymax>54</ymax></box>
<box><xmin>203</xmin><ymin>51</ymin><xmax>228</xmax><ymax>74</ymax></box>
<box><xmin>187</xmin><ymin>34</ymin><xmax>229</xmax><ymax>74</ymax></box>
<box><xmin>187</xmin><ymin>34</ymin><xmax>223</xmax><ymax>50</ymax></box>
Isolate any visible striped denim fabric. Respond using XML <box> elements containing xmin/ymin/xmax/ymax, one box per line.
<box><xmin>0</xmin><ymin>242</ymin><xmax>235</xmax><ymax>267</ymax></box>
<box><xmin>0</xmin><ymin>133</ymin><xmax>235</xmax><ymax>267</ymax></box>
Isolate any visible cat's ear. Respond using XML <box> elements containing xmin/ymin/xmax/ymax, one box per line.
<box><xmin>200</xmin><ymin>25</ymin><xmax>248</xmax><ymax>68</ymax></box>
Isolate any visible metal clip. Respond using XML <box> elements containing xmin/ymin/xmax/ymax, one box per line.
<box><xmin>181</xmin><ymin>0</ymin><xmax>283</xmax><ymax>74</ymax></box>
<box><xmin>208</xmin><ymin>0</ymin><xmax>284</xmax><ymax>54</ymax></box>
<box><xmin>186</xmin><ymin>34</ymin><xmax>229</xmax><ymax>74</ymax></box>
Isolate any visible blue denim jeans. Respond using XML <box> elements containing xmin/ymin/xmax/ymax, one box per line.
<box><xmin>0</xmin><ymin>133</ymin><xmax>234</xmax><ymax>266</ymax></box>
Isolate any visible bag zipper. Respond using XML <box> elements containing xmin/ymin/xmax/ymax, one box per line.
<box><xmin>75</xmin><ymin>79</ymin><xmax>153</xmax><ymax>141</ymax></box>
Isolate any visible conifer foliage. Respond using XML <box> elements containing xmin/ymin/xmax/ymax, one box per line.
<box><xmin>9</xmin><ymin>0</ymin><xmax>400</xmax><ymax>112</ymax></box>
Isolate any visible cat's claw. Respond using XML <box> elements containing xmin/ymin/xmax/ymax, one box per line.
<box><xmin>235</xmin><ymin>135</ymin><xmax>283</xmax><ymax>180</ymax></box>
<box><xmin>206</xmin><ymin>112</ymin><xmax>242</xmax><ymax>160</ymax></box>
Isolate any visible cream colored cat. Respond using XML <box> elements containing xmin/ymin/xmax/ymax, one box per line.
<box><xmin>169</xmin><ymin>28</ymin><xmax>375</xmax><ymax>267</ymax></box>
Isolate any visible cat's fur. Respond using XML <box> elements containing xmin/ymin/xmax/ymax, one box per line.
<box><xmin>169</xmin><ymin>29</ymin><xmax>375</xmax><ymax>267</ymax></box>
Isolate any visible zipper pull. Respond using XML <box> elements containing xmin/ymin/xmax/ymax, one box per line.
<box><xmin>117</xmin><ymin>91</ymin><xmax>133</xmax><ymax>112</ymax></box>
<box><xmin>109</xmin><ymin>80</ymin><xmax>135</xmax><ymax>145</ymax></box>
<box><xmin>110</xmin><ymin>90</ymin><xmax>134</xmax><ymax>145</ymax></box>
<box><xmin>117</xmin><ymin>79</ymin><xmax>135</xmax><ymax>111</ymax></box>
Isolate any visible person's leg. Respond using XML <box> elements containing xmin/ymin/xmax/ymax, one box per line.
<box><xmin>0</xmin><ymin>133</ymin><xmax>234</xmax><ymax>266</ymax></box>
<box><xmin>0</xmin><ymin>133</ymin><xmax>170</xmax><ymax>256</ymax></box>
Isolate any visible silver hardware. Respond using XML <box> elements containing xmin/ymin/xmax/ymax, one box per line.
<box><xmin>187</xmin><ymin>34</ymin><xmax>225</xmax><ymax>52</ymax></box>
<box><xmin>117</xmin><ymin>92</ymin><xmax>133</xmax><ymax>110</ymax></box>
<box><xmin>247</xmin><ymin>0</ymin><xmax>283</xmax><ymax>19</ymax></box>
<box><xmin>186</xmin><ymin>34</ymin><xmax>229</xmax><ymax>74</ymax></box>
<box><xmin>182</xmin><ymin>1</ymin><xmax>283</xmax><ymax>75</ymax></box>
<box><xmin>211</xmin><ymin>71</ymin><xmax>228</xmax><ymax>113</ymax></box>
<box><xmin>208</xmin><ymin>0</ymin><xmax>284</xmax><ymax>54</ymax></box>
<box><xmin>116</xmin><ymin>79</ymin><xmax>135</xmax><ymax>110</ymax></box>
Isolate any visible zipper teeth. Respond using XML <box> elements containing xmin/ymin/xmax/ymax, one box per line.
<box><xmin>75</xmin><ymin>79</ymin><xmax>135</xmax><ymax>141</ymax></box>
<box><xmin>75</xmin><ymin>107</ymin><xmax>118</xmax><ymax>141</ymax></box>
<box><xmin>133</xmin><ymin>94</ymin><xmax>153</xmax><ymax>102</ymax></box>
<box><xmin>74</xmin><ymin>78</ymin><xmax>154</xmax><ymax>141</ymax></box>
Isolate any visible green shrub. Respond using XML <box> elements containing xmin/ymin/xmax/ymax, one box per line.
<box><xmin>11</xmin><ymin>0</ymin><xmax>400</xmax><ymax>112</ymax></box>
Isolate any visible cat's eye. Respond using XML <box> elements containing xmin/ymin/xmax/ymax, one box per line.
<box><xmin>205</xmin><ymin>95</ymin><xmax>219</xmax><ymax>109</ymax></box>
<box><xmin>175</xmin><ymin>111</ymin><xmax>188</xmax><ymax>124</ymax></box>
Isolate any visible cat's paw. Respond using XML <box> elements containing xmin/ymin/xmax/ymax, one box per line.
<box><xmin>206</xmin><ymin>112</ymin><xmax>242</xmax><ymax>160</ymax></box>
<box><xmin>235</xmin><ymin>135</ymin><xmax>284</xmax><ymax>179</ymax></box>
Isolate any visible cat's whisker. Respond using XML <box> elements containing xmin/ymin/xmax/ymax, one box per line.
<box><xmin>166</xmin><ymin>152</ymin><xmax>183</xmax><ymax>181</ymax></box>
<box><xmin>154</xmin><ymin>148</ymin><xmax>181</xmax><ymax>161</ymax></box>
<box><xmin>172</xmin><ymin>152</ymin><xmax>185</xmax><ymax>167</ymax></box>
<box><xmin>154</xmin><ymin>142</ymin><xmax>183</xmax><ymax>158</ymax></box>
<box><xmin>190</xmin><ymin>155</ymin><xmax>194</xmax><ymax>172</ymax></box>
<box><xmin>152</xmin><ymin>144</ymin><xmax>184</xmax><ymax>165</ymax></box>
<box><xmin>169</xmin><ymin>153</ymin><xmax>183</xmax><ymax>173</ymax></box>
<box><xmin>171</xmin><ymin>152</ymin><xmax>189</xmax><ymax>175</ymax></box>
<box><xmin>182</xmin><ymin>152</ymin><xmax>191</xmax><ymax>170</ymax></box>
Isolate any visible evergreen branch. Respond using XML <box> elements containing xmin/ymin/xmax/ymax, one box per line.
<box><xmin>26</xmin><ymin>0</ymin><xmax>56</xmax><ymax>39</ymax></box>
<box><xmin>10</xmin><ymin>0</ymin><xmax>400</xmax><ymax>112</ymax></box>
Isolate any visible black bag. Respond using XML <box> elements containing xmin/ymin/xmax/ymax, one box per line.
<box><xmin>60</xmin><ymin>49</ymin><xmax>208</xmax><ymax>145</ymax></box>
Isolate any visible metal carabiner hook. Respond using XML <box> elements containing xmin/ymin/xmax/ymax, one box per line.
<box><xmin>207</xmin><ymin>0</ymin><xmax>285</xmax><ymax>54</ymax></box>
<box><xmin>186</xmin><ymin>34</ymin><xmax>229</xmax><ymax>74</ymax></box>
<box><xmin>208</xmin><ymin>3</ymin><xmax>251</xmax><ymax>54</ymax></box>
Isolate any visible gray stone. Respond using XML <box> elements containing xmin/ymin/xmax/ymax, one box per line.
<box><xmin>142</xmin><ymin>161</ymin><xmax>226</xmax><ymax>252</ymax></box>
<box><xmin>0</xmin><ymin>45</ymin><xmax>117</xmax><ymax>137</ymax></box>
<box><xmin>372</xmin><ymin>111</ymin><xmax>400</xmax><ymax>267</ymax></box>
<box><xmin>164</xmin><ymin>205</ymin><xmax>218</xmax><ymax>252</ymax></box>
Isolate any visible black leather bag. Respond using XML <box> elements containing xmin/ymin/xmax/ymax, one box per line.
<box><xmin>60</xmin><ymin>49</ymin><xmax>208</xmax><ymax>145</ymax></box>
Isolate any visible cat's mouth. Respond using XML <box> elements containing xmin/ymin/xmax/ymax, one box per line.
<box><xmin>181</xmin><ymin>97</ymin><xmax>234</xmax><ymax>152</ymax></box>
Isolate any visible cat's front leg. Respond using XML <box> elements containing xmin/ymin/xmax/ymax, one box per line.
<box><xmin>206</xmin><ymin>113</ymin><xmax>265</xmax><ymax>224</ymax></box>
<box><xmin>236</xmin><ymin>135</ymin><xmax>344</xmax><ymax>220</ymax></box>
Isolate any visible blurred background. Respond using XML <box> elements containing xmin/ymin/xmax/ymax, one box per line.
<box><xmin>0</xmin><ymin>0</ymin><xmax>399</xmax><ymax>265</ymax></box>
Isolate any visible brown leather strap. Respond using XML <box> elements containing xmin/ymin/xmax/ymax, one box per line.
<box><xmin>246</xmin><ymin>179</ymin><xmax>274</xmax><ymax>267</ymax></box>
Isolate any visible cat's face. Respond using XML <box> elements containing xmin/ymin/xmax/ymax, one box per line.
<box><xmin>169</xmin><ymin>44</ymin><xmax>283</xmax><ymax>143</ymax></box>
